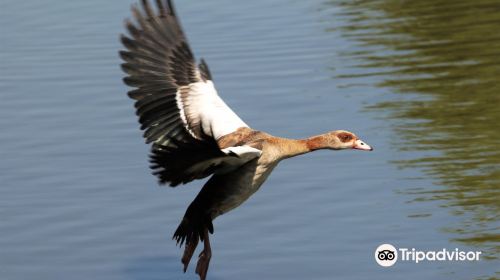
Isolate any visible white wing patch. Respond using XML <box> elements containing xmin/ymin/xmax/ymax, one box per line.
<box><xmin>178</xmin><ymin>81</ymin><xmax>248</xmax><ymax>140</ymax></box>
<box><xmin>221</xmin><ymin>146</ymin><xmax>262</xmax><ymax>160</ymax></box>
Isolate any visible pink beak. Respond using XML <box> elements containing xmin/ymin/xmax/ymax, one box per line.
<box><xmin>353</xmin><ymin>139</ymin><xmax>373</xmax><ymax>151</ymax></box>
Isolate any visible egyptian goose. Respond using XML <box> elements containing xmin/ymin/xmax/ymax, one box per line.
<box><xmin>120</xmin><ymin>1</ymin><xmax>373</xmax><ymax>279</ymax></box>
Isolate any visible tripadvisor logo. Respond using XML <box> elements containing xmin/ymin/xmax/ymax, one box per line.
<box><xmin>375</xmin><ymin>244</ymin><xmax>398</xmax><ymax>267</ymax></box>
<box><xmin>375</xmin><ymin>244</ymin><xmax>482</xmax><ymax>267</ymax></box>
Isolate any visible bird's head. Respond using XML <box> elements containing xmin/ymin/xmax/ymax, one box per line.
<box><xmin>326</xmin><ymin>130</ymin><xmax>373</xmax><ymax>151</ymax></box>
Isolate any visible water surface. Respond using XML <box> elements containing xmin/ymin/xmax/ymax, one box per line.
<box><xmin>1</xmin><ymin>0</ymin><xmax>498</xmax><ymax>279</ymax></box>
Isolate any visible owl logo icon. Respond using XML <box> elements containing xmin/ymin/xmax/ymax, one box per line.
<box><xmin>375</xmin><ymin>244</ymin><xmax>398</xmax><ymax>267</ymax></box>
<box><xmin>378</xmin><ymin>249</ymin><xmax>395</xmax><ymax>261</ymax></box>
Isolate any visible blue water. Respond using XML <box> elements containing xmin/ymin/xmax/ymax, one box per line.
<box><xmin>1</xmin><ymin>0</ymin><xmax>497</xmax><ymax>279</ymax></box>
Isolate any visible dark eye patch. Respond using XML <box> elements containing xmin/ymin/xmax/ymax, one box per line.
<box><xmin>338</xmin><ymin>133</ymin><xmax>353</xmax><ymax>143</ymax></box>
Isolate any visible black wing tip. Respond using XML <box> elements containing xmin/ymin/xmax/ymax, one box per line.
<box><xmin>119</xmin><ymin>33</ymin><xmax>127</xmax><ymax>42</ymax></box>
<box><xmin>133</xmin><ymin>0</ymin><xmax>176</xmax><ymax>18</ymax></box>
<box><xmin>199</xmin><ymin>58</ymin><xmax>212</xmax><ymax>81</ymax></box>
<box><xmin>118</xmin><ymin>50</ymin><xmax>128</xmax><ymax>60</ymax></box>
<box><xmin>124</xmin><ymin>19</ymin><xmax>136</xmax><ymax>31</ymax></box>
<box><xmin>166</xmin><ymin>0</ymin><xmax>176</xmax><ymax>16</ymax></box>
<box><xmin>123</xmin><ymin>76</ymin><xmax>141</xmax><ymax>87</ymax></box>
<box><xmin>154</xmin><ymin>0</ymin><xmax>165</xmax><ymax>17</ymax></box>
<box><xmin>140</xmin><ymin>0</ymin><xmax>156</xmax><ymax>19</ymax></box>
<box><xmin>120</xmin><ymin>35</ymin><xmax>136</xmax><ymax>51</ymax></box>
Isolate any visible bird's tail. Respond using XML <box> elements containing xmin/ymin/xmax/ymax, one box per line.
<box><xmin>173</xmin><ymin>199</ymin><xmax>214</xmax><ymax>247</ymax></box>
<box><xmin>174</xmin><ymin>198</ymin><xmax>214</xmax><ymax>272</ymax></box>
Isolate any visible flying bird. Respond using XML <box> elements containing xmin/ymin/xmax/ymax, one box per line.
<box><xmin>120</xmin><ymin>1</ymin><xmax>373</xmax><ymax>279</ymax></box>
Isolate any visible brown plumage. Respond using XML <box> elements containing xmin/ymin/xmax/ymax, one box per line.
<box><xmin>120</xmin><ymin>1</ymin><xmax>373</xmax><ymax>279</ymax></box>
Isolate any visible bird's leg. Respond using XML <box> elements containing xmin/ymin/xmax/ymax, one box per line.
<box><xmin>182</xmin><ymin>238</ymin><xmax>199</xmax><ymax>272</ymax></box>
<box><xmin>195</xmin><ymin>228</ymin><xmax>212</xmax><ymax>280</ymax></box>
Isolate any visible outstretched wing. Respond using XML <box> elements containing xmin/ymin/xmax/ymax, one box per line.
<box><xmin>120</xmin><ymin>0</ymin><xmax>259</xmax><ymax>186</ymax></box>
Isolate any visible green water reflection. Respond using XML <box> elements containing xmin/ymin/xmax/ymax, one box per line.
<box><xmin>330</xmin><ymin>0</ymin><xmax>499</xmax><ymax>260</ymax></box>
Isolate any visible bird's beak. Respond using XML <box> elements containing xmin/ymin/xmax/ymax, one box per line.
<box><xmin>353</xmin><ymin>139</ymin><xmax>373</xmax><ymax>151</ymax></box>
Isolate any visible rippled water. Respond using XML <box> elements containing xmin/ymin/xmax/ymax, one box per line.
<box><xmin>330</xmin><ymin>0</ymin><xmax>500</xmax><ymax>257</ymax></box>
<box><xmin>1</xmin><ymin>0</ymin><xmax>498</xmax><ymax>279</ymax></box>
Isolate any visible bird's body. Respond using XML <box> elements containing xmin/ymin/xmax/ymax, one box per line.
<box><xmin>120</xmin><ymin>1</ymin><xmax>373</xmax><ymax>279</ymax></box>
<box><xmin>192</xmin><ymin>128</ymin><xmax>283</xmax><ymax>219</ymax></box>
<box><xmin>206</xmin><ymin>160</ymin><xmax>276</xmax><ymax>217</ymax></box>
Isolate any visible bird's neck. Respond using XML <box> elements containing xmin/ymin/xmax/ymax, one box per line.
<box><xmin>277</xmin><ymin>134</ymin><xmax>331</xmax><ymax>159</ymax></box>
